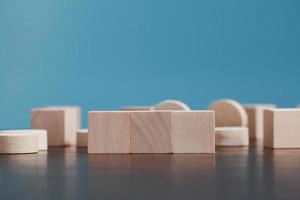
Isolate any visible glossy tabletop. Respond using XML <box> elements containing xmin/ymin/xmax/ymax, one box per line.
<box><xmin>0</xmin><ymin>142</ymin><xmax>299</xmax><ymax>200</ymax></box>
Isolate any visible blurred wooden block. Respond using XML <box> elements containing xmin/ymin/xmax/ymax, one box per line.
<box><xmin>77</xmin><ymin>129</ymin><xmax>88</xmax><ymax>148</ymax></box>
<box><xmin>215</xmin><ymin>127</ymin><xmax>249</xmax><ymax>146</ymax></box>
<box><xmin>152</xmin><ymin>100</ymin><xmax>191</xmax><ymax>110</ymax></box>
<box><xmin>88</xmin><ymin>111</ymin><xmax>130</xmax><ymax>153</ymax></box>
<box><xmin>3</xmin><ymin>129</ymin><xmax>48</xmax><ymax>150</ymax></box>
<box><xmin>172</xmin><ymin>111</ymin><xmax>215</xmax><ymax>153</ymax></box>
<box><xmin>244</xmin><ymin>104</ymin><xmax>276</xmax><ymax>140</ymax></box>
<box><xmin>31</xmin><ymin>106</ymin><xmax>81</xmax><ymax>146</ymax></box>
<box><xmin>131</xmin><ymin>111</ymin><xmax>172</xmax><ymax>153</ymax></box>
<box><xmin>264</xmin><ymin>109</ymin><xmax>300</xmax><ymax>148</ymax></box>
<box><xmin>208</xmin><ymin>99</ymin><xmax>248</xmax><ymax>127</ymax></box>
<box><xmin>0</xmin><ymin>130</ymin><xmax>39</xmax><ymax>154</ymax></box>
<box><xmin>121</xmin><ymin>106</ymin><xmax>151</xmax><ymax>111</ymax></box>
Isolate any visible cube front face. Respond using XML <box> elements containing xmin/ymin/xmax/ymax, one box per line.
<box><xmin>245</xmin><ymin>108</ymin><xmax>256</xmax><ymax>139</ymax></box>
<box><xmin>31</xmin><ymin>110</ymin><xmax>65</xmax><ymax>146</ymax></box>
<box><xmin>245</xmin><ymin>105</ymin><xmax>275</xmax><ymax>140</ymax></box>
<box><xmin>172</xmin><ymin>111</ymin><xmax>215</xmax><ymax>153</ymax></box>
<box><xmin>131</xmin><ymin>111</ymin><xmax>172</xmax><ymax>153</ymax></box>
<box><xmin>64</xmin><ymin>108</ymin><xmax>81</xmax><ymax>145</ymax></box>
<box><xmin>88</xmin><ymin>112</ymin><xmax>130</xmax><ymax>153</ymax></box>
<box><xmin>274</xmin><ymin>110</ymin><xmax>300</xmax><ymax>148</ymax></box>
<box><xmin>264</xmin><ymin>109</ymin><xmax>300</xmax><ymax>148</ymax></box>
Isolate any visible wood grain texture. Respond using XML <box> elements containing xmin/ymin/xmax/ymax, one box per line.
<box><xmin>152</xmin><ymin>100</ymin><xmax>191</xmax><ymax>111</ymax></box>
<box><xmin>215</xmin><ymin>127</ymin><xmax>249</xmax><ymax>146</ymax></box>
<box><xmin>208</xmin><ymin>99</ymin><xmax>248</xmax><ymax>127</ymax></box>
<box><xmin>0</xmin><ymin>131</ymin><xmax>39</xmax><ymax>154</ymax></box>
<box><xmin>131</xmin><ymin>111</ymin><xmax>172</xmax><ymax>153</ymax></box>
<box><xmin>244</xmin><ymin>104</ymin><xmax>276</xmax><ymax>140</ymax></box>
<box><xmin>31</xmin><ymin>106</ymin><xmax>81</xmax><ymax>146</ymax></box>
<box><xmin>88</xmin><ymin>111</ymin><xmax>130</xmax><ymax>153</ymax></box>
<box><xmin>264</xmin><ymin>109</ymin><xmax>300</xmax><ymax>148</ymax></box>
<box><xmin>172</xmin><ymin>111</ymin><xmax>215</xmax><ymax>153</ymax></box>
<box><xmin>2</xmin><ymin>129</ymin><xmax>48</xmax><ymax>150</ymax></box>
<box><xmin>77</xmin><ymin>129</ymin><xmax>88</xmax><ymax>148</ymax></box>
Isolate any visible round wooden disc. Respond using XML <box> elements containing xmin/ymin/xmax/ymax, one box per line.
<box><xmin>77</xmin><ymin>129</ymin><xmax>88</xmax><ymax>147</ymax></box>
<box><xmin>0</xmin><ymin>130</ymin><xmax>39</xmax><ymax>154</ymax></box>
<box><xmin>1</xmin><ymin>129</ymin><xmax>47</xmax><ymax>151</ymax></box>
<box><xmin>208</xmin><ymin>99</ymin><xmax>248</xmax><ymax>127</ymax></box>
<box><xmin>215</xmin><ymin>127</ymin><xmax>249</xmax><ymax>146</ymax></box>
<box><xmin>152</xmin><ymin>100</ymin><xmax>191</xmax><ymax>111</ymax></box>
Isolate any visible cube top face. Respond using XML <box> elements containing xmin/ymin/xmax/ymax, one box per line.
<box><xmin>89</xmin><ymin>111</ymin><xmax>131</xmax><ymax>113</ymax></box>
<box><xmin>172</xmin><ymin>111</ymin><xmax>215</xmax><ymax>153</ymax></box>
<box><xmin>243</xmin><ymin>104</ymin><xmax>276</xmax><ymax>109</ymax></box>
<box><xmin>121</xmin><ymin>106</ymin><xmax>151</xmax><ymax>111</ymax></box>
<box><xmin>172</xmin><ymin>110</ymin><xmax>214</xmax><ymax>114</ymax></box>
<box><xmin>32</xmin><ymin>106</ymin><xmax>80</xmax><ymax>112</ymax></box>
<box><xmin>264</xmin><ymin>109</ymin><xmax>300</xmax><ymax>148</ymax></box>
<box><xmin>88</xmin><ymin>111</ymin><xmax>130</xmax><ymax>153</ymax></box>
<box><xmin>131</xmin><ymin>111</ymin><xmax>172</xmax><ymax>153</ymax></box>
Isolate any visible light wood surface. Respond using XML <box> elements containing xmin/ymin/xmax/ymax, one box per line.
<box><xmin>88</xmin><ymin>111</ymin><xmax>130</xmax><ymax>153</ymax></box>
<box><xmin>131</xmin><ymin>111</ymin><xmax>172</xmax><ymax>153</ymax></box>
<box><xmin>152</xmin><ymin>100</ymin><xmax>191</xmax><ymax>111</ymax></box>
<box><xmin>264</xmin><ymin>108</ymin><xmax>300</xmax><ymax>148</ymax></box>
<box><xmin>208</xmin><ymin>99</ymin><xmax>248</xmax><ymax>127</ymax></box>
<box><xmin>215</xmin><ymin>127</ymin><xmax>249</xmax><ymax>146</ymax></box>
<box><xmin>31</xmin><ymin>106</ymin><xmax>81</xmax><ymax>146</ymax></box>
<box><xmin>2</xmin><ymin>129</ymin><xmax>48</xmax><ymax>150</ymax></box>
<box><xmin>172</xmin><ymin>111</ymin><xmax>215</xmax><ymax>153</ymax></box>
<box><xmin>244</xmin><ymin>104</ymin><xmax>276</xmax><ymax>140</ymax></box>
<box><xmin>0</xmin><ymin>131</ymin><xmax>39</xmax><ymax>154</ymax></box>
<box><xmin>121</xmin><ymin>106</ymin><xmax>151</xmax><ymax>111</ymax></box>
<box><xmin>77</xmin><ymin>129</ymin><xmax>88</xmax><ymax>148</ymax></box>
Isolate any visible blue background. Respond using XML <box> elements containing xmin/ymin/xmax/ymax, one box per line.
<box><xmin>0</xmin><ymin>0</ymin><xmax>299</xmax><ymax>128</ymax></box>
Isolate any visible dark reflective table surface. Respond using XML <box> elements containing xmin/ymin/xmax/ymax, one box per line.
<box><xmin>0</xmin><ymin>142</ymin><xmax>299</xmax><ymax>200</ymax></box>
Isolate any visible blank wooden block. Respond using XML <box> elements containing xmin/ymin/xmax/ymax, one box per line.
<box><xmin>0</xmin><ymin>131</ymin><xmax>39</xmax><ymax>154</ymax></box>
<box><xmin>172</xmin><ymin>111</ymin><xmax>215</xmax><ymax>153</ymax></box>
<box><xmin>208</xmin><ymin>99</ymin><xmax>248</xmax><ymax>127</ymax></box>
<box><xmin>215</xmin><ymin>127</ymin><xmax>249</xmax><ymax>146</ymax></box>
<box><xmin>31</xmin><ymin>106</ymin><xmax>81</xmax><ymax>146</ymax></box>
<box><xmin>88</xmin><ymin>111</ymin><xmax>130</xmax><ymax>153</ymax></box>
<box><xmin>244</xmin><ymin>104</ymin><xmax>276</xmax><ymax>140</ymax></box>
<box><xmin>77</xmin><ymin>129</ymin><xmax>88</xmax><ymax>148</ymax></box>
<box><xmin>131</xmin><ymin>111</ymin><xmax>172</xmax><ymax>153</ymax></box>
<box><xmin>34</xmin><ymin>129</ymin><xmax>48</xmax><ymax>150</ymax></box>
<box><xmin>152</xmin><ymin>100</ymin><xmax>191</xmax><ymax>111</ymax></box>
<box><xmin>264</xmin><ymin>109</ymin><xmax>300</xmax><ymax>148</ymax></box>
<box><xmin>121</xmin><ymin>106</ymin><xmax>151</xmax><ymax>111</ymax></box>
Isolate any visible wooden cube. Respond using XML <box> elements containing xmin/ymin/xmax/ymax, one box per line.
<box><xmin>244</xmin><ymin>104</ymin><xmax>276</xmax><ymax>140</ymax></box>
<box><xmin>77</xmin><ymin>129</ymin><xmax>88</xmax><ymax>148</ymax></box>
<box><xmin>264</xmin><ymin>109</ymin><xmax>300</xmax><ymax>148</ymax></box>
<box><xmin>131</xmin><ymin>111</ymin><xmax>172</xmax><ymax>153</ymax></box>
<box><xmin>172</xmin><ymin>111</ymin><xmax>215</xmax><ymax>153</ymax></box>
<box><xmin>31</xmin><ymin>106</ymin><xmax>81</xmax><ymax>146</ymax></box>
<box><xmin>88</xmin><ymin>111</ymin><xmax>130</xmax><ymax>153</ymax></box>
